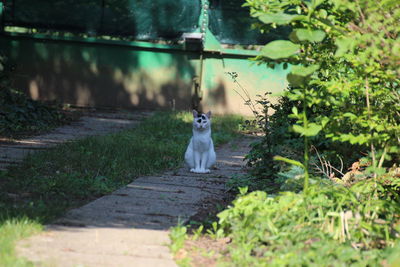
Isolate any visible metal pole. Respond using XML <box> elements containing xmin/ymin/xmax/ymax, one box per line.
<box><xmin>0</xmin><ymin>2</ymin><xmax>4</xmax><ymax>33</ymax></box>
<box><xmin>196</xmin><ymin>0</ymin><xmax>209</xmax><ymax>109</ymax></box>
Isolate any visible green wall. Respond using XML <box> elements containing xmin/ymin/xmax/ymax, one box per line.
<box><xmin>0</xmin><ymin>34</ymin><xmax>289</xmax><ymax>114</ymax></box>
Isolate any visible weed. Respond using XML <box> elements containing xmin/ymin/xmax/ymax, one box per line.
<box><xmin>169</xmin><ymin>226</ymin><xmax>188</xmax><ymax>254</ymax></box>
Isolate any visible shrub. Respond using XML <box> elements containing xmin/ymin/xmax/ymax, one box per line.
<box><xmin>217</xmin><ymin>182</ymin><xmax>400</xmax><ymax>266</ymax></box>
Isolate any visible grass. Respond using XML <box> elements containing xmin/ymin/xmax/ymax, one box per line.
<box><xmin>0</xmin><ymin>219</ymin><xmax>41</xmax><ymax>267</ymax></box>
<box><xmin>0</xmin><ymin>111</ymin><xmax>244</xmax><ymax>266</ymax></box>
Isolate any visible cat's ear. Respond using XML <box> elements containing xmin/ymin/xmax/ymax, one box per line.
<box><xmin>192</xmin><ymin>110</ymin><xmax>198</xmax><ymax>118</ymax></box>
<box><xmin>206</xmin><ymin>111</ymin><xmax>212</xmax><ymax>119</ymax></box>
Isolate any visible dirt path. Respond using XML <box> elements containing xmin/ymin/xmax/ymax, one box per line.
<box><xmin>0</xmin><ymin>111</ymin><xmax>151</xmax><ymax>170</ymax></box>
<box><xmin>16</xmin><ymin>137</ymin><xmax>253</xmax><ymax>267</ymax></box>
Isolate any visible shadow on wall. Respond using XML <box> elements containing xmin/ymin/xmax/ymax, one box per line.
<box><xmin>207</xmin><ymin>80</ymin><xmax>228</xmax><ymax>110</ymax></box>
<box><xmin>2</xmin><ymin>0</ymin><xmax>228</xmax><ymax>111</ymax></box>
<box><xmin>1</xmin><ymin>36</ymin><xmax>230</xmax><ymax>111</ymax></box>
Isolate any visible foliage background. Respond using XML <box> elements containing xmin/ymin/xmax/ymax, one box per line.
<box><xmin>172</xmin><ymin>0</ymin><xmax>400</xmax><ymax>266</ymax></box>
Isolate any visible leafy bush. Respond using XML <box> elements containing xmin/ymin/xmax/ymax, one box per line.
<box><xmin>217</xmin><ymin>182</ymin><xmax>400</xmax><ymax>266</ymax></box>
<box><xmin>245</xmin><ymin>96</ymin><xmax>302</xmax><ymax>180</ymax></box>
<box><xmin>246</xmin><ymin>0</ymin><xmax>400</xmax><ymax>181</ymax></box>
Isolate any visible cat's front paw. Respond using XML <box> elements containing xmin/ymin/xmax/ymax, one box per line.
<box><xmin>194</xmin><ymin>169</ymin><xmax>210</xmax><ymax>174</ymax></box>
<box><xmin>190</xmin><ymin>168</ymin><xmax>207</xmax><ymax>174</ymax></box>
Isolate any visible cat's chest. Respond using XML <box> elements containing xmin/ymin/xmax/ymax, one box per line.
<box><xmin>192</xmin><ymin>134</ymin><xmax>211</xmax><ymax>151</ymax></box>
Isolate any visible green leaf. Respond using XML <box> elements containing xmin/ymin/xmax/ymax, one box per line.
<box><xmin>292</xmin><ymin>124</ymin><xmax>306</xmax><ymax>135</ymax></box>
<box><xmin>290</xmin><ymin>64</ymin><xmax>320</xmax><ymax>77</ymax></box>
<box><xmin>335</xmin><ymin>37</ymin><xmax>355</xmax><ymax>57</ymax></box>
<box><xmin>320</xmin><ymin>116</ymin><xmax>330</xmax><ymax>128</ymax></box>
<box><xmin>273</xmin><ymin>156</ymin><xmax>305</xmax><ymax>169</ymax></box>
<box><xmin>287</xmin><ymin>73</ymin><xmax>306</xmax><ymax>86</ymax></box>
<box><xmin>365</xmin><ymin>166</ymin><xmax>386</xmax><ymax>176</ymax></box>
<box><xmin>290</xmin><ymin>28</ymin><xmax>326</xmax><ymax>43</ymax></box>
<box><xmin>343</xmin><ymin>112</ymin><xmax>357</xmax><ymax>120</ymax></box>
<box><xmin>258</xmin><ymin>13</ymin><xmax>306</xmax><ymax>25</ymax></box>
<box><xmin>312</xmin><ymin>0</ymin><xmax>325</xmax><ymax>9</ymax></box>
<box><xmin>292</xmin><ymin>106</ymin><xmax>298</xmax><ymax>116</ymax></box>
<box><xmin>305</xmin><ymin>123</ymin><xmax>322</xmax><ymax>136</ymax></box>
<box><xmin>239</xmin><ymin>186</ymin><xmax>248</xmax><ymax>195</ymax></box>
<box><xmin>318</xmin><ymin>9</ymin><xmax>328</xmax><ymax>19</ymax></box>
<box><xmin>286</xmin><ymin>65</ymin><xmax>319</xmax><ymax>86</ymax></box>
<box><xmin>261</xmin><ymin>40</ymin><xmax>300</xmax><ymax>60</ymax></box>
<box><xmin>293</xmin><ymin>123</ymin><xmax>322</xmax><ymax>136</ymax></box>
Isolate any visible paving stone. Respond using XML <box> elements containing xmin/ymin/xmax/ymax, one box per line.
<box><xmin>18</xmin><ymin>228</ymin><xmax>176</xmax><ymax>267</ymax></box>
<box><xmin>135</xmin><ymin>175</ymin><xmax>227</xmax><ymax>190</ymax></box>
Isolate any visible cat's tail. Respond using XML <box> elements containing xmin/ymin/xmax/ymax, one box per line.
<box><xmin>206</xmin><ymin>143</ymin><xmax>216</xmax><ymax>169</ymax></box>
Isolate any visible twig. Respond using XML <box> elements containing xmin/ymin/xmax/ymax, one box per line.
<box><xmin>378</xmin><ymin>144</ymin><xmax>388</xmax><ymax>169</ymax></box>
<box><xmin>311</xmin><ymin>145</ymin><xmax>345</xmax><ymax>178</ymax></box>
<box><xmin>355</xmin><ymin>0</ymin><xmax>366</xmax><ymax>26</ymax></box>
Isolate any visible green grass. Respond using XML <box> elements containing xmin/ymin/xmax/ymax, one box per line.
<box><xmin>0</xmin><ymin>111</ymin><xmax>244</xmax><ymax>266</ymax></box>
<box><xmin>0</xmin><ymin>219</ymin><xmax>41</xmax><ymax>267</ymax></box>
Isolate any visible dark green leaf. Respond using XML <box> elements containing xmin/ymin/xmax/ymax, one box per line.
<box><xmin>287</xmin><ymin>73</ymin><xmax>306</xmax><ymax>87</ymax></box>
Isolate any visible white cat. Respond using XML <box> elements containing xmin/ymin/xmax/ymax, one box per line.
<box><xmin>185</xmin><ymin>110</ymin><xmax>216</xmax><ymax>173</ymax></box>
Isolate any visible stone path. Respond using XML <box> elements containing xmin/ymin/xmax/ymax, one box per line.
<box><xmin>0</xmin><ymin>111</ymin><xmax>151</xmax><ymax>170</ymax></box>
<box><xmin>16</xmin><ymin>137</ymin><xmax>253</xmax><ymax>267</ymax></box>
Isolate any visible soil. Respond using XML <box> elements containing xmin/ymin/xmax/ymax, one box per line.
<box><xmin>176</xmin><ymin>236</ymin><xmax>231</xmax><ymax>267</ymax></box>
<box><xmin>173</xmin><ymin>186</ymin><xmax>237</xmax><ymax>267</ymax></box>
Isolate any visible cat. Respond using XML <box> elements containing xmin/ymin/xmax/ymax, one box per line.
<box><xmin>185</xmin><ymin>110</ymin><xmax>216</xmax><ymax>173</ymax></box>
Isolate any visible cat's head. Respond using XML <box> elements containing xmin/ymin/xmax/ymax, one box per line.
<box><xmin>192</xmin><ymin>110</ymin><xmax>212</xmax><ymax>130</ymax></box>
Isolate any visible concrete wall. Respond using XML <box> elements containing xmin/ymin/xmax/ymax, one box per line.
<box><xmin>0</xmin><ymin>35</ymin><xmax>289</xmax><ymax>115</ymax></box>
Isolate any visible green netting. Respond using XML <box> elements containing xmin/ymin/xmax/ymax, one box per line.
<box><xmin>208</xmin><ymin>0</ymin><xmax>289</xmax><ymax>45</ymax></box>
<box><xmin>5</xmin><ymin>0</ymin><xmax>103</xmax><ymax>34</ymax></box>
<box><xmin>3</xmin><ymin>0</ymin><xmax>201</xmax><ymax>40</ymax></box>
<box><xmin>101</xmin><ymin>1</ymin><xmax>200</xmax><ymax>39</ymax></box>
<box><xmin>2</xmin><ymin>0</ymin><xmax>287</xmax><ymax>44</ymax></box>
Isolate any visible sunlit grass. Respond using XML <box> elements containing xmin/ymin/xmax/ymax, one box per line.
<box><xmin>0</xmin><ymin>219</ymin><xmax>42</xmax><ymax>267</ymax></box>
